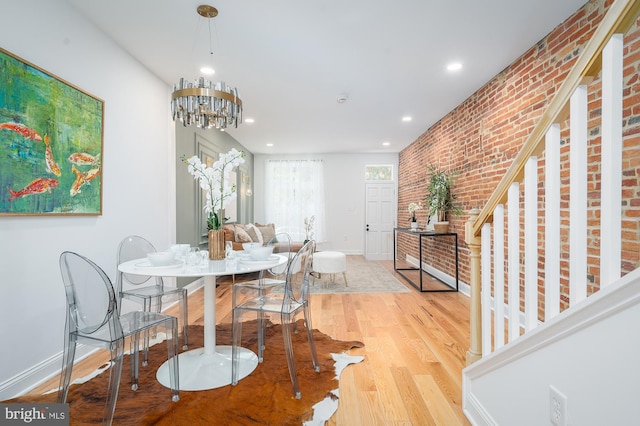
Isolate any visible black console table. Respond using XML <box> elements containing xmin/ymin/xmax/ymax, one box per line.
<box><xmin>393</xmin><ymin>228</ymin><xmax>459</xmax><ymax>292</ymax></box>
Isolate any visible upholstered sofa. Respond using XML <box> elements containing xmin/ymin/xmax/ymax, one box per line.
<box><xmin>222</xmin><ymin>222</ymin><xmax>304</xmax><ymax>252</ymax></box>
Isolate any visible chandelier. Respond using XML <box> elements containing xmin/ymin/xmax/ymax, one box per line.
<box><xmin>171</xmin><ymin>5</ymin><xmax>243</xmax><ymax>130</ymax></box>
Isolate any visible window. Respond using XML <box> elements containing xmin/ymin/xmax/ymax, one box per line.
<box><xmin>365</xmin><ymin>165</ymin><xmax>394</xmax><ymax>181</ymax></box>
<box><xmin>264</xmin><ymin>160</ymin><xmax>325</xmax><ymax>242</ymax></box>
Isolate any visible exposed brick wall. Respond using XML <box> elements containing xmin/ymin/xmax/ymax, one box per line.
<box><xmin>398</xmin><ymin>0</ymin><xmax>640</xmax><ymax>315</ymax></box>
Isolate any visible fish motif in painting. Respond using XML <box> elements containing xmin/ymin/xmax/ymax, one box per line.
<box><xmin>0</xmin><ymin>122</ymin><xmax>43</xmax><ymax>142</ymax></box>
<box><xmin>67</xmin><ymin>152</ymin><xmax>101</xmax><ymax>167</ymax></box>
<box><xmin>70</xmin><ymin>165</ymin><xmax>100</xmax><ymax>197</ymax></box>
<box><xmin>43</xmin><ymin>135</ymin><xmax>61</xmax><ymax>176</ymax></box>
<box><xmin>8</xmin><ymin>178</ymin><xmax>59</xmax><ymax>201</ymax></box>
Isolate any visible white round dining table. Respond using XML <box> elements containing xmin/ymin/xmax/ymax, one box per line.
<box><xmin>117</xmin><ymin>254</ymin><xmax>287</xmax><ymax>391</ymax></box>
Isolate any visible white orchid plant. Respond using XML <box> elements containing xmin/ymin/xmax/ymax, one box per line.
<box><xmin>183</xmin><ymin>148</ymin><xmax>245</xmax><ymax>230</ymax></box>
<box><xmin>304</xmin><ymin>215</ymin><xmax>316</xmax><ymax>242</ymax></box>
<box><xmin>408</xmin><ymin>202</ymin><xmax>422</xmax><ymax>222</ymax></box>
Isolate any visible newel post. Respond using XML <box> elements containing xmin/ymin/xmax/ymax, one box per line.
<box><xmin>465</xmin><ymin>208</ymin><xmax>482</xmax><ymax>365</ymax></box>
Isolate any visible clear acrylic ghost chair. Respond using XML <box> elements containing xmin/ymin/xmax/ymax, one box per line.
<box><xmin>58</xmin><ymin>251</ymin><xmax>179</xmax><ymax>426</ymax></box>
<box><xmin>116</xmin><ymin>235</ymin><xmax>188</xmax><ymax>363</ymax></box>
<box><xmin>232</xmin><ymin>233</ymin><xmax>294</xmax><ymax>305</ymax></box>
<box><xmin>232</xmin><ymin>233</ymin><xmax>295</xmax><ymax>354</ymax></box>
<box><xmin>231</xmin><ymin>240</ymin><xmax>319</xmax><ymax>399</ymax></box>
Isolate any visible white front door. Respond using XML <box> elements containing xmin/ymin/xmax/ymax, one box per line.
<box><xmin>365</xmin><ymin>183</ymin><xmax>396</xmax><ymax>260</ymax></box>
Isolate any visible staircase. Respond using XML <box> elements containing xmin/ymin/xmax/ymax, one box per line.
<box><xmin>462</xmin><ymin>0</ymin><xmax>640</xmax><ymax>424</ymax></box>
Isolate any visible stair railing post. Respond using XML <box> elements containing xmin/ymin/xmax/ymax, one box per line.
<box><xmin>465</xmin><ymin>208</ymin><xmax>482</xmax><ymax>365</ymax></box>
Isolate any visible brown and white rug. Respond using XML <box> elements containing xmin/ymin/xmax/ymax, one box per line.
<box><xmin>11</xmin><ymin>321</ymin><xmax>364</xmax><ymax>425</ymax></box>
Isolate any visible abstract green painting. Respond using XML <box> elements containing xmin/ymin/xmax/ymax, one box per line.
<box><xmin>0</xmin><ymin>48</ymin><xmax>104</xmax><ymax>215</ymax></box>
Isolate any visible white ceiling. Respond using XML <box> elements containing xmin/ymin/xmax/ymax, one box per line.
<box><xmin>66</xmin><ymin>0</ymin><xmax>587</xmax><ymax>154</ymax></box>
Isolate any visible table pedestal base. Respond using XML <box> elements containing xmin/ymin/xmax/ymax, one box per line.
<box><xmin>156</xmin><ymin>346</ymin><xmax>258</xmax><ymax>391</ymax></box>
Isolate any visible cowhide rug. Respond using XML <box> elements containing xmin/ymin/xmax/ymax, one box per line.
<box><xmin>12</xmin><ymin>321</ymin><xmax>364</xmax><ymax>425</ymax></box>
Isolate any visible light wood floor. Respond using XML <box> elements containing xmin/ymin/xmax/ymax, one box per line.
<box><xmin>29</xmin><ymin>259</ymin><xmax>471</xmax><ymax>425</ymax></box>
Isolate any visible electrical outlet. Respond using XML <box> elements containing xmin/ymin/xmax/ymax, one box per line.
<box><xmin>550</xmin><ymin>385</ymin><xmax>567</xmax><ymax>426</ymax></box>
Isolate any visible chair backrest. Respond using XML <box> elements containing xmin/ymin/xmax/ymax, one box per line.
<box><xmin>59</xmin><ymin>251</ymin><xmax>121</xmax><ymax>337</ymax></box>
<box><xmin>116</xmin><ymin>235</ymin><xmax>160</xmax><ymax>288</ymax></box>
<box><xmin>283</xmin><ymin>240</ymin><xmax>315</xmax><ymax>306</ymax></box>
<box><xmin>266</xmin><ymin>232</ymin><xmax>292</xmax><ymax>276</ymax></box>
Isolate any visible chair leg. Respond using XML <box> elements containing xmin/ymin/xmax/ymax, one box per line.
<box><xmin>151</xmin><ymin>296</ymin><xmax>162</xmax><ymax>348</ymax></box>
<box><xmin>179</xmin><ymin>289</ymin><xmax>189</xmax><ymax>350</ymax></box>
<box><xmin>281</xmin><ymin>313</ymin><xmax>301</xmax><ymax>399</ymax></box>
<box><xmin>141</xmin><ymin>298</ymin><xmax>153</xmax><ymax>366</ymax></box>
<box><xmin>256</xmin><ymin>283</ymin><xmax>266</xmax><ymax>359</ymax></box>
<box><xmin>105</xmin><ymin>338</ymin><xmax>125</xmax><ymax>425</ymax></box>
<box><xmin>165</xmin><ymin>317</ymin><xmax>180</xmax><ymax>402</ymax></box>
<box><xmin>342</xmin><ymin>272</ymin><xmax>348</xmax><ymax>286</ymax></box>
<box><xmin>257</xmin><ymin>311</ymin><xmax>265</xmax><ymax>362</ymax></box>
<box><xmin>303</xmin><ymin>304</ymin><xmax>320</xmax><ymax>373</ymax></box>
<box><xmin>231</xmin><ymin>309</ymin><xmax>243</xmax><ymax>386</ymax></box>
<box><xmin>292</xmin><ymin>311</ymin><xmax>301</xmax><ymax>334</ymax></box>
<box><xmin>57</xmin><ymin>326</ymin><xmax>76</xmax><ymax>404</ymax></box>
<box><xmin>129</xmin><ymin>333</ymin><xmax>140</xmax><ymax>391</ymax></box>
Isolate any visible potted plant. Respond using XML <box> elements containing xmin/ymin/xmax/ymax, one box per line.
<box><xmin>183</xmin><ymin>148</ymin><xmax>245</xmax><ymax>259</ymax></box>
<box><xmin>407</xmin><ymin>202</ymin><xmax>422</xmax><ymax>230</ymax></box>
<box><xmin>425</xmin><ymin>165</ymin><xmax>462</xmax><ymax>233</ymax></box>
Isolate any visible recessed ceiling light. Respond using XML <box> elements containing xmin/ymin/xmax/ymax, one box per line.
<box><xmin>200</xmin><ymin>67</ymin><xmax>215</xmax><ymax>75</ymax></box>
<box><xmin>447</xmin><ymin>62</ymin><xmax>463</xmax><ymax>72</ymax></box>
<box><xmin>402</xmin><ymin>116</ymin><xmax>412</xmax><ymax>122</ymax></box>
<box><xmin>266</xmin><ymin>143</ymin><xmax>273</xmax><ymax>147</ymax></box>
<box><xmin>382</xmin><ymin>142</ymin><xmax>391</xmax><ymax>146</ymax></box>
<box><xmin>245</xmin><ymin>118</ymin><xmax>255</xmax><ymax>123</ymax></box>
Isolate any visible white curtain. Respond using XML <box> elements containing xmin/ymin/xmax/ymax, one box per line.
<box><xmin>264</xmin><ymin>159</ymin><xmax>326</xmax><ymax>243</ymax></box>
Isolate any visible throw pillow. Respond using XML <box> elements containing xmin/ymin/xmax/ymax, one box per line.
<box><xmin>222</xmin><ymin>227</ymin><xmax>235</xmax><ymax>243</ymax></box>
<box><xmin>245</xmin><ymin>223</ymin><xmax>263</xmax><ymax>244</ymax></box>
<box><xmin>255</xmin><ymin>223</ymin><xmax>276</xmax><ymax>243</ymax></box>
<box><xmin>234</xmin><ymin>225</ymin><xmax>252</xmax><ymax>243</ymax></box>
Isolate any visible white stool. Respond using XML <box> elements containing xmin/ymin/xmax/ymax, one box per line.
<box><xmin>312</xmin><ymin>251</ymin><xmax>348</xmax><ymax>287</ymax></box>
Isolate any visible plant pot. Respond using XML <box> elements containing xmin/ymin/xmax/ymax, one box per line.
<box><xmin>410</xmin><ymin>221</ymin><xmax>419</xmax><ymax>230</ymax></box>
<box><xmin>433</xmin><ymin>221</ymin><xmax>449</xmax><ymax>234</ymax></box>
<box><xmin>208</xmin><ymin>229</ymin><xmax>225</xmax><ymax>260</ymax></box>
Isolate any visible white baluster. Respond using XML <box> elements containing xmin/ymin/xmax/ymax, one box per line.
<box><xmin>545</xmin><ymin>124</ymin><xmax>561</xmax><ymax>320</ymax></box>
<box><xmin>525</xmin><ymin>156</ymin><xmax>538</xmax><ymax>331</ymax></box>
<box><xmin>508</xmin><ymin>182</ymin><xmax>521</xmax><ymax>341</ymax></box>
<box><xmin>493</xmin><ymin>205</ymin><xmax>505</xmax><ymax>349</ymax></box>
<box><xmin>481</xmin><ymin>222</ymin><xmax>492</xmax><ymax>356</ymax></box>
<box><xmin>570</xmin><ymin>85</ymin><xmax>588</xmax><ymax>304</ymax></box>
<box><xmin>601</xmin><ymin>33</ymin><xmax>623</xmax><ymax>287</ymax></box>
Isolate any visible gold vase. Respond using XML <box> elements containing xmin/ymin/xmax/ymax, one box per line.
<box><xmin>434</xmin><ymin>221</ymin><xmax>449</xmax><ymax>234</ymax></box>
<box><xmin>208</xmin><ymin>229</ymin><xmax>225</xmax><ymax>260</ymax></box>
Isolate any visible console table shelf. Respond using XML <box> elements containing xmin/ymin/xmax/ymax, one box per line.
<box><xmin>393</xmin><ymin>228</ymin><xmax>459</xmax><ymax>292</ymax></box>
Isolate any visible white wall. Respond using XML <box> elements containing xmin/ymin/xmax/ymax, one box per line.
<box><xmin>253</xmin><ymin>153</ymin><xmax>398</xmax><ymax>254</ymax></box>
<box><xmin>0</xmin><ymin>0</ymin><xmax>175</xmax><ymax>399</ymax></box>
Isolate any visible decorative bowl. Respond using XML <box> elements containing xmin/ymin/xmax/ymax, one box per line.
<box><xmin>249</xmin><ymin>246</ymin><xmax>274</xmax><ymax>261</ymax></box>
<box><xmin>147</xmin><ymin>251</ymin><xmax>175</xmax><ymax>266</ymax></box>
<box><xmin>242</xmin><ymin>242</ymin><xmax>261</xmax><ymax>252</ymax></box>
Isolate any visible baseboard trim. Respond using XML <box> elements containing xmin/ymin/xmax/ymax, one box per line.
<box><xmin>406</xmin><ymin>255</ymin><xmax>471</xmax><ymax>296</ymax></box>
<box><xmin>462</xmin><ymin>378</ymin><xmax>497</xmax><ymax>426</ymax></box>
<box><xmin>0</xmin><ymin>345</ymin><xmax>95</xmax><ymax>401</ymax></box>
